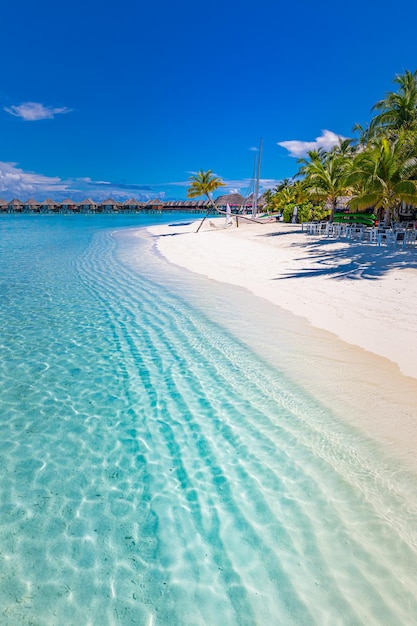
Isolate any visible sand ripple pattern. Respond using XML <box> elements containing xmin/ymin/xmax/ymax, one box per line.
<box><xmin>1</xmin><ymin>221</ymin><xmax>417</xmax><ymax>625</ymax></box>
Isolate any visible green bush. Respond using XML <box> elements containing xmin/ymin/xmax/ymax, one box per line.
<box><xmin>282</xmin><ymin>201</ymin><xmax>329</xmax><ymax>223</ymax></box>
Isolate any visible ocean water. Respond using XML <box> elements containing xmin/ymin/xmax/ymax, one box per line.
<box><xmin>1</xmin><ymin>214</ymin><xmax>417</xmax><ymax>626</ymax></box>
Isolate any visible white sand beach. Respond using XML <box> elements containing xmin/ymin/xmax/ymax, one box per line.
<box><xmin>147</xmin><ymin>217</ymin><xmax>417</xmax><ymax>468</ymax></box>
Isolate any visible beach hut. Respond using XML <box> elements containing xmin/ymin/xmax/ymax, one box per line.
<box><xmin>78</xmin><ymin>198</ymin><xmax>97</xmax><ymax>213</ymax></box>
<box><xmin>22</xmin><ymin>198</ymin><xmax>40</xmax><ymax>213</ymax></box>
<box><xmin>0</xmin><ymin>199</ymin><xmax>8</xmax><ymax>212</ymax></box>
<box><xmin>99</xmin><ymin>198</ymin><xmax>120</xmax><ymax>213</ymax></box>
<box><xmin>7</xmin><ymin>198</ymin><xmax>23</xmax><ymax>213</ymax></box>
<box><xmin>215</xmin><ymin>193</ymin><xmax>245</xmax><ymax>213</ymax></box>
<box><xmin>59</xmin><ymin>198</ymin><xmax>78</xmax><ymax>213</ymax></box>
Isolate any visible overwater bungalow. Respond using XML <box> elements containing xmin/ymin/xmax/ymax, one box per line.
<box><xmin>99</xmin><ymin>198</ymin><xmax>120</xmax><ymax>213</ymax></box>
<box><xmin>40</xmin><ymin>198</ymin><xmax>59</xmax><ymax>213</ymax></box>
<box><xmin>78</xmin><ymin>198</ymin><xmax>97</xmax><ymax>213</ymax></box>
<box><xmin>144</xmin><ymin>198</ymin><xmax>164</xmax><ymax>212</ymax></box>
<box><xmin>123</xmin><ymin>198</ymin><xmax>145</xmax><ymax>212</ymax></box>
<box><xmin>0</xmin><ymin>196</ymin><xmax>213</xmax><ymax>215</ymax></box>
<box><xmin>23</xmin><ymin>198</ymin><xmax>40</xmax><ymax>213</ymax></box>
<box><xmin>59</xmin><ymin>198</ymin><xmax>78</xmax><ymax>213</ymax></box>
<box><xmin>8</xmin><ymin>199</ymin><xmax>23</xmax><ymax>212</ymax></box>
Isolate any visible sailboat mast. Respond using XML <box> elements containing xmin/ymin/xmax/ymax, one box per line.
<box><xmin>253</xmin><ymin>138</ymin><xmax>262</xmax><ymax>218</ymax></box>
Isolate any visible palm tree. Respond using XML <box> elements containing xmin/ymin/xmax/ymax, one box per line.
<box><xmin>297</xmin><ymin>149</ymin><xmax>350</xmax><ymax>222</ymax></box>
<box><xmin>369</xmin><ymin>70</ymin><xmax>417</xmax><ymax>138</ymax></box>
<box><xmin>187</xmin><ymin>169</ymin><xmax>225</xmax><ymax>232</ymax></box>
<box><xmin>346</xmin><ymin>134</ymin><xmax>417</xmax><ymax>225</ymax></box>
<box><xmin>271</xmin><ymin>179</ymin><xmax>305</xmax><ymax>209</ymax></box>
<box><xmin>352</xmin><ymin>122</ymin><xmax>370</xmax><ymax>146</ymax></box>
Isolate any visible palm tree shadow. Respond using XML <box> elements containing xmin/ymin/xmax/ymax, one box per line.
<box><xmin>263</xmin><ymin>235</ymin><xmax>417</xmax><ymax>280</ymax></box>
<box><xmin>151</xmin><ymin>232</ymin><xmax>192</xmax><ymax>238</ymax></box>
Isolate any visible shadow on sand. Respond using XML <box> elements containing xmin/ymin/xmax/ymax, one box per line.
<box><xmin>258</xmin><ymin>230</ymin><xmax>417</xmax><ymax>281</ymax></box>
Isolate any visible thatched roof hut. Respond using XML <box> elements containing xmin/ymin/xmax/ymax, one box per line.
<box><xmin>78</xmin><ymin>198</ymin><xmax>97</xmax><ymax>212</ymax></box>
<box><xmin>8</xmin><ymin>198</ymin><xmax>23</xmax><ymax>211</ymax></box>
<box><xmin>99</xmin><ymin>198</ymin><xmax>120</xmax><ymax>211</ymax></box>
<box><xmin>23</xmin><ymin>198</ymin><xmax>40</xmax><ymax>212</ymax></box>
<box><xmin>123</xmin><ymin>198</ymin><xmax>139</xmax><ymax>206</ymax></box>
<box><xmin>59</xmin><ymin>198</ymin><xmax>78</xmax><ymax>212</ymax></box>
<box><xmin>61</xmin><ymin>198</ymin><xmax>78</xmax><ymax>206</ymax></box>
<box><xmin>243</xmin><ymin>193</ymin><xmax>265</xmax><ymax>207</ymax></box>
<box><xmin>0</xmin><ymin>199</ymin><xmax>9</xmax><ymax>211</ymax></box>
<box><xmin>40</xmin><ymin>198</ymin><xmax>58</xmax><ymax>212</ymax></box>
<box><xmin>121</xmin><ymin>198</ymin><xmax>143</xmax><ymax>211</ymax></box>
<box><xmin>145</xmin><ymin>198</ymin><xmax>164</xmax><ymax>210</ymax></box>
<box><xmin>215</xmin><ymin>193</ymin><xmax>245</xmax><ymax>208</ymax></box>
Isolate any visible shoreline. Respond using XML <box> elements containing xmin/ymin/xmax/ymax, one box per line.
<box><xmin>148</xmin><ymin>218</ymin><xmax>417</xmax><ymax>380</ymax></box>
<box><xmin>145</xmin><ymin>218</ymin><xmax>417</xmax><ymax>471</ymax></box>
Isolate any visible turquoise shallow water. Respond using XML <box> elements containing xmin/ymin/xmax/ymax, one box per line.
<box><xmin>1</xmin><ymin>215</ymin><xmax>417</xmax><ymax>625</ymax></box>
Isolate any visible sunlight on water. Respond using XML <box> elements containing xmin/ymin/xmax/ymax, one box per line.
<box><xmin>1</xmin><ymin>215</ymin><xmax>417</xmax><ymax>625</ymax></box>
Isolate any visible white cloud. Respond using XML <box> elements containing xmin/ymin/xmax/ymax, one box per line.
<box><xmin>0</xmin><ymin>162</ymin><xmax>158</xmax><ymax>201</ymax></box>
<box><xmin>0</xmin><ymin>162</ymin><xmax>68</xmax><ymax>197</ymax></box>
<box><xmin>77</xmin><ymin>177</ymin><xmax>111</xmax><ymax>185</ymax></box>
<box><xmin>4</xmin><ymin>101</ymin><xmax>72</xmax><ymax>121</ymax></box>
<box><xmin>278</xmin><ymin>129</ymin><xmax>345</xmax><ymax>158</ymax></box>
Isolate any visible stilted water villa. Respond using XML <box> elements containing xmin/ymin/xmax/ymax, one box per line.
<box><xmin>0</xmin><ymin>198</ymin><xmax>212</xmax><ymax>214</ymax></box>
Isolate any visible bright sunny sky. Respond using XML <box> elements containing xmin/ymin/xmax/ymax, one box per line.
<box><xmin>2</xmin><ymin>0</ymin><xmax>417</xmax><ymax>201</ymax></box>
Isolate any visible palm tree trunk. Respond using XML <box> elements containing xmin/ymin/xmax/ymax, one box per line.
<box><xmin>195</xmin><ymin>194</ymin><xmax>215</xmax><ymax>233</ymax></box>
<box><xmin>329</xmin><ymin>198</ymin><xmax>337</xmax><ymax>222</ymax></box>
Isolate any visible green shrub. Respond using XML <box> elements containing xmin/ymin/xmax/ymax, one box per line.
<box><xmin>282</xmin><ymin>201</ymin><xmax>329</xmax><ymax>223</ymax></box>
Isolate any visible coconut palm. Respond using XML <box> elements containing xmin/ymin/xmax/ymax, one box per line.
<box><xmin>332</xmin><ymin>137</ymin><xmax>356</xmax><ymax>157</ymax></box>
<box><xmin>187</xmin><ymin>169</ymin><xmax>225</xmax><ymax>232</ymax></box>
<box><xmin>297</xmin><ymin>149</ymin><xmax>350</xmax><ymax>221</ymax></box>
<box><xmin>346</xmin><ymin>134</ymin><xmax>417</xmax><ymax>225</ymax></box>
<box><xmin>270</xmin><ymin>179</ymin><xmax>305</xmax><ymax>210</ymax></box>
<box><xmin>369</xmin><ymin>70</ymin><xmax>417</xmax><ymax>138</ymax></box>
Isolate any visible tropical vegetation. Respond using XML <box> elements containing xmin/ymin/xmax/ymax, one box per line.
<box><xmin>267</xmin><ymin>69</ymin><xmax>417</xmax><ymax>224</ymax></box>
<box><xmin>187</xmin><ymin>169</ymin><xmax>225</xmax><ymax>205</ymax></box>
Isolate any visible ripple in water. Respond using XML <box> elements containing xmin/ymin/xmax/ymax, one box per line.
<box><xmin>1</xmin><ymin>216</ymin><xmax>417</xmax><ymax>625</ymax></box>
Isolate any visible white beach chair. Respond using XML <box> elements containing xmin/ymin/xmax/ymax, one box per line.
<box><xmin>404</xmin><ymin>229</ymin><xmax>417</xmax><ymax>248</ymax></box>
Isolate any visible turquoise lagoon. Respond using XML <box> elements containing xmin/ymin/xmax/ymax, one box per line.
<box><xmin>1</xmin><ymin>214</ymin><xmax>417</xmax><ymax>625</ymax></box>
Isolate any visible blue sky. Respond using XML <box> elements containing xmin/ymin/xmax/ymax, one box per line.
<box><xmin>2</xmin><ymin>0</ymin><xmax>417</xmax><ymax>202</ymax></box>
